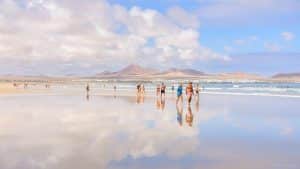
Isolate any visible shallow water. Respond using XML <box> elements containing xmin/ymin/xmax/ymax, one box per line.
<box><xmin>0</xmin><ymin>92</ymin><xmax>299</xmax><ymax>169</ymax></box>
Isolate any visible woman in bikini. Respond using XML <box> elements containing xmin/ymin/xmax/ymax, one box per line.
<box><xmin>186</xmin><ymin>82</ymin><xmax>194</xmax><ymax>104</ymax></box>
<box><xmin>160</xmin><ymin>82</ymin><xmax>166</xmax><ymax>98</ymax></box>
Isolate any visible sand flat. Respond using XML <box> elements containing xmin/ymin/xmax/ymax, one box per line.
<box><xmin>0</xmin><ymin>92</ymin><xmax>299</xmax><ymax>169</ymax></box>
<box><xmin>0</xmin><ymin>83</ymin><xmax>22</xmax><ymax>94</ymax></box>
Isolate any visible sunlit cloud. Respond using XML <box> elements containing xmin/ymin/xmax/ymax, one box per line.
<box><xmin>0</xmin><ymin>0</ymin><xmax>228</xmax><ymax>75</ymax></box>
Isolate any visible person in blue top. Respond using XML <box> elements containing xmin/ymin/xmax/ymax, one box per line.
<box><xmin>176</xmin><ymin>83</ymin><xmax>183</xmax><ymax>104</ymax></box>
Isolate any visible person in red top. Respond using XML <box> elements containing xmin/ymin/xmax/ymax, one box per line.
<box><xmin>186</xmin><ymin>82</ymin><xmax>194</xmax><ymax>105</ymax></box>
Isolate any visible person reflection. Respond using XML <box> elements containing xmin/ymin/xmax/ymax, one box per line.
<box><xmin>176</xmin><ymin>103</ymin><xmax>183</xmax><ymax>126</ymax></box>
<box><xmin>155</xmin><ymin>94</ymin><xmax>165</xmax><ymax>111</ymax></box>
<box><xmin>156</xmin><ymin>95</ymin><xmax>161</xmax><ymax>109</ymax></box>
<box><xmin>160</xmin><ymin>96</ymin><xmax>165</xmax><ymax>111</ymax></box>
<box><xmin>86</xmin><ymin>93</ymin><xmax>90</xmax><ymax>101</ymax></box>
<box><xmin>186</xmin><ymin>105</ymin><xmax>194</xmax><ymax>127</ymax></box>
<box><xmin>195</xmin><ymin>98</ymin><xmax>199</xmax><ymax>113</ymax></box>
<box><xmin>195</xmin><ymin>92</ymin><xmax>200</xmax><ymax>113</ymax></box>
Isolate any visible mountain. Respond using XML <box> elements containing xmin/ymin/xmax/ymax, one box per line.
<box><xmin>95</xmin><ymin>64</ymin><xmax>205</xmax><ymax>78</ymax></box>
<box><xmin>217</xmin><ymin>72</ymin><xmax>263</xmax><ymax>80</ymax></box>
<box><xmin>272</xmin><ymin>73</ymin><xmax>300</xmax><ymax>79</ymax></box>
<box><xmin>96</xmin><ymin>64</ymin><xmax>159</xmax><ymax>77</ymax></box>
<box><xmin>155</xmin><ymin>68</ymin><xmax>206</xmax><ymax>77</ymax></box>
<box><xmin>93</xmin><ymin>64</ymin><xmax>268</xmax><ymax>80</ymax></box>
<box><xmin>117</xmin><ymin>64</ymin><xmax>158</xmax><ymax>75</ymax></box>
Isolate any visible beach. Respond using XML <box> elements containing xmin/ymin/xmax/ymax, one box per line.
<box><xmin>0</xmin><ymin>82</ymin><xmax>299</xmax><ymax>169</ymax></box>
<box><xmin>0</xmin><ymin>82</ymin><xmax>23</xmax><ymax>94</ymax></box>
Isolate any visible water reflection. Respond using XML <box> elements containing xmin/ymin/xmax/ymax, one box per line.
<box><xmin>136</xmin><ymin>92</ymin><xmax>144</xmax><ymax>104</ymax></box>
<box><xmin>86</xmin><ymin>93</ymin><xmax>90</xmax><ymax>101</ymax></box>
<box><xmin>155</xmin><ymin>96</ymin><xmax>166</xmax><ymax>111</ymax></box>
<box><xmin>195</xmin><ymin>93</ymin><xmax>200</xmax><ymax>113</ymax></box>
<box><xmin>0</xmin><ymin>93</ymin><xmax>299</xmax><ymax>169</ymax></box>
<box><xmin>176</xmin><ymin>103</ymin><xmax>183</xmax><ymax>126</ymax></box>
<box><xmin>185</xmin><ymin>105</ymin><xmax>194</xmax><ymax>127</ymax></box>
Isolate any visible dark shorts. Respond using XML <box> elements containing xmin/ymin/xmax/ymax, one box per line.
<box><xmin>161</xmin><ymin>90</ymin><xmax>165</xmax><ymax>94</ymax></box>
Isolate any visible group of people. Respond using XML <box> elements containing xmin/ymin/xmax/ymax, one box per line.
<box><xmin>176</xmin><ymin>103</ymin><xmax>194</xmax><ymax>127</ymax></box>
<box><xmin>13</xmin><ymin>82</ymin><xmax>50</xmax><ymax>89</ymax></box>
<box><xmin>176</xmin><ymin>82</ymin><xmax>201</xmax><ymax>105</ymax></box>
<box><xmin>85</xmin><ymin>82</ymin><xmax>201</xmax><ymax>106</ymax></box>
<box><xmin>155</xmin><ymin>81</ymin><xmax>201</xmax><ymax>105</ymax></box>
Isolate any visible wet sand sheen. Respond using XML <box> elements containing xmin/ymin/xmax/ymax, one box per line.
<box><xmin>0</xmin><ymin>92</ymin><xmax>299</xmax><ymax>169</ymax></box>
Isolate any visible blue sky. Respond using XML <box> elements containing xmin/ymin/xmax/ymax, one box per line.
<box><xmin>108</xmin><ymin>0</ymin><xmax>300</xmax><ymax>75</ymax></box>
<box><xmin>0</xmin><ymin>0</ymin><xmax>299</xmax><ymax>75</ymax></box>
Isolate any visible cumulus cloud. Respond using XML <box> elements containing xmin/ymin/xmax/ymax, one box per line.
<box><xmin>281</xmin><ymin>32</ymin><xmax>295</xmax><ymax>41</ymax></box>
<box><xmin>0</xmin><ymin>0</ymin><xmax>228</xmax><ymax>75</ymax></box>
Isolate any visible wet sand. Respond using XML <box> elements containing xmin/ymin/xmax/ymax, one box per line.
<box><xmin>0</xmin><ymin>90</ymin><xmax>299</xmax><ymax>169</ymax></box>
<box><xmin>0</xmin><ymin>83</ymin><xmax>22</xmax><ymax>94</ymax></box>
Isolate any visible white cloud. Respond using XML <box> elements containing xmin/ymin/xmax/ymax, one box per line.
<box><xmin>264</xmin><ymin>42</ymin><xmax>281</xmax><ymax>52</ymax></box>
<box><xmin>281</xmin><ymin>32</ymin><xmax>295</xmax><ymax>41</ymax></box>
<box><xmin>0</xmin><ymin>0</ymin><xmax>228</xmax><ymax>75</ymax></box>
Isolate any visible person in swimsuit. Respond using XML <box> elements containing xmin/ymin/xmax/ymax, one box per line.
<box><xmin>137</xmin><ymin>83</ymin><xmax>141</xmax><ymax>93</ymax></box>
<box><xmin>195</xmin><ymin>84</ymin><xmax>200</xmax><ymax>95</ymax></box>
<box><xmin>161</xmin><ymin>82</ymin><xmax>166</xmax><ymax>98</ymax></box>
<box><xmin>186</xmin><ymin>82</ymin><xmax>194</xmax><ymax>104</ymax></box>
<box><xmin>171</xmin><ymin>85</ymin><xmax>175</xmax><ymax>93</ymax></box>
<box><xmin>86</xmin><ymin>83</ymin><xmax>90</xmax><ymax>94</ymax></box>
<box><xmin>86</xmin><ymin>83</ymin><xmax>90</xmax><ymax>100</ymax></box>
<box><xmin>176</xmin><ymin>83</ymin><xmax>183</xmax><ymax>104</ymax></box>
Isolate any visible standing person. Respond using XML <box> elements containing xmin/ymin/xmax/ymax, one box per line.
<box><xmin>160</xmin><ymin>82</ymin><xmax>166</xmax><ymax>98</ymax></box>
<box><xmin>156</xmin><ymin>84</ymin><xmax>161</xmax><ymax>96</ymax></box>
<box><xmin>86</xmin><ymin>83</ymin><xmax>90</xmax><ymax>94</ymax></box>
<box><xmin>137</xmin><ymin>83</ymin><xmax>141</xmax><ymax>94</ymax></box>
<box><xmin>176</xmin><ymin>83</ymin><xmax>183</xmax><ymax>104</ymax></box>
<box><xmin>195</xmin><ymin>83</ymin><xmax>200</xmax><ymax>95</ymax></box>
<box><xmin>186</xmin><ymin>82</ymin><xmax>194</xmax><ymax>104</ymax></box>
<box><xmin>141</xmin><ymin>84</ymin><xmax>145</xmax><ymax>95</ymax></box>
<box><xmin>171</xmin><ymin>84</ymin><xmax>175</xmax><ymax>93</ymax></box>
<box><xmin>86</xmin><ymin>83</ymin><xmax>90</xmax><ymax>100</ymax></box>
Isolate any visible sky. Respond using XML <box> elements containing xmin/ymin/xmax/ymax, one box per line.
<box><xmin>0</xmin><ymin>0</ymin><xmax>299</xmax><ymax>76</ymax></box>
